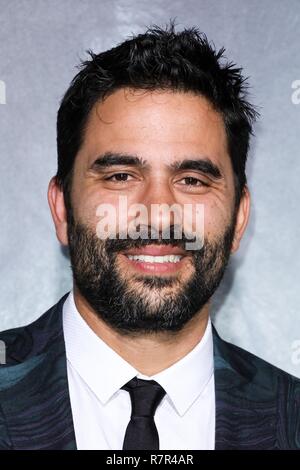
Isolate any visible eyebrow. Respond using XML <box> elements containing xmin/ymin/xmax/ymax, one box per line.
<box><xmin>169</xmin><ymin>159</ymin><xmax>222</xmax><ymax>179</ymax></box>
<box><xmin>90</xmin><ymin>152</ymin><xmax>149</xmax><ymax>170</ymax></box>
<box><xmin>90</xmin><ymin>151</ymin><xmax>223</xmax><ymax>179</ymax></box>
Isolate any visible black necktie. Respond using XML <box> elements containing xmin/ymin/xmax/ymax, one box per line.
<box><xmin>121</xmin><ymin>377</ymin><xmax>166</xmax><ymax>450</ymax></box>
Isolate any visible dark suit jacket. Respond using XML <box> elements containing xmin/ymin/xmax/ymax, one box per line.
<box><xmin>0</xmin><ymin>293</ymin><xmax>300</xmax><ymax>449</ymax></box>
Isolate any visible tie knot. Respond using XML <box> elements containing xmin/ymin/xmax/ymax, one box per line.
<box><xmin>121</xmin><ymin>377</ymin><xmax>166</xmax><ymax>418</ymax></box>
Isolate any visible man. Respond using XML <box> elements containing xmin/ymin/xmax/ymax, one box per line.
<box><xmin>0</xmin><ymin>23</ymin><xmax>299</xmax><ymax>450</ymax></box>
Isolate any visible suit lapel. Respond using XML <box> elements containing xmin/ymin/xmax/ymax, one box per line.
<box><xmin>1</xmin><ymin>295</ymin><xmax>77</xmax><ymax>449</ymax></box>
<box><xmin>213</xmin><ymin>325</ymin><xmax>278</xmax><ymax>449</ymax></box>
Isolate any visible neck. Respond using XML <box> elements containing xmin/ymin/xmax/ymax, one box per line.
<box><xmin>73</xmin><ymin>286</ymin><xmax>210</xmax><ymax>376</ymax></box>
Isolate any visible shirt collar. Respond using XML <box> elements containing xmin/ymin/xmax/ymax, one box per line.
<box><xmin>63</xmin><ymin>290</ymin><xmax>214</xmax><ymax>417</ymax></box>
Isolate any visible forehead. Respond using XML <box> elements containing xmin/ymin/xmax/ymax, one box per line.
<box><xmin>79</xmin><ymin>88</ymin><xmax>230</xmax><ymax>170</ymax></box>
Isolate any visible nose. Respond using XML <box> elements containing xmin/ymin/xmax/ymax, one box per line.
<box><xmin>138</xmin><ymin>177</ymin><xmax>180</xmax><ymax>235</ymax></box>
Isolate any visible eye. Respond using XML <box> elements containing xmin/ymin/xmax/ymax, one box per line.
<box><xmin>180</xmin><ymin>176</ymin><xmax>207</xmax><ymax>187</ymax></box>
<box><xmin>104</xmin><ymin>173</ymin><xmax>133</xmax><ymax>182</ymax></box>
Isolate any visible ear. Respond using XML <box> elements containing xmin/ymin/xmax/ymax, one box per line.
<box><xmin>47</xmin><ymin>177</ymin><xmax>69</xmax><ymax>246</ymax></box>
<box><xmin>231</xmin><ymin>186</ymin><xmax>250</xmax><ymax>253</ymax></box>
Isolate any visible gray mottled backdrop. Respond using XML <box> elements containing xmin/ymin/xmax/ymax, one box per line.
<box><xmin>1</xmin><ymin>0</ymin><xmax>300</xmax><ymax>375</ymax></box>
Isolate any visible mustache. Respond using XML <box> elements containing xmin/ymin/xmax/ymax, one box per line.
<box><xmin>103</xmin><ymin>225</ymin><xmax>201</xmax><ymax>254</ymax></box>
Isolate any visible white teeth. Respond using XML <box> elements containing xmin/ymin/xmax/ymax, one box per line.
<box><xmin>127</xmin><ymin>254</ymin><xmax>182</xmax><ymax>263</ymax></box>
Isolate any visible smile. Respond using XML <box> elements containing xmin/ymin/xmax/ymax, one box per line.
<box><xmin>126</xmin><ymin>254</ymin><xmax>182</xmax><ymax>263</ymax></box>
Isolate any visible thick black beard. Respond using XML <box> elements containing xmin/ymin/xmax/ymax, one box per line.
<box><xmin>67</xmin><ymin>211</ymin><xmax>236</xmax><ymax>335</ymax></box>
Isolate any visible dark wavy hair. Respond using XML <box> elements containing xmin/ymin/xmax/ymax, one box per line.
<box><xmin>56</xmin><ymin>22</ymin><xmax>258</xmax><ymax>208</ymax></box>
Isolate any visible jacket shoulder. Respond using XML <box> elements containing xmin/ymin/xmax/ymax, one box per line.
<box><xmin>213</xmin><ymin>325</ymin><xmax>300</xmax><ymax>386</ymax></box>
<box><xmin>0</xmin><ymin>293</ymin><xmax>69</xmax><ymax>366</ymax></box>
<box><xmin>214</xmin><ymin>328</ymin><xmax>300</xmax><ymax>449</ymax></box>
<box><xmin>0</xmin><ymin>293</ymin><xmax>75</xmax><ymax>450</ymax></box>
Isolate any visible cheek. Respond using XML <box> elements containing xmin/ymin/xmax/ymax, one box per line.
<box><xmin>74</xmin><ymin>190</ymin><xmax>132</xmax><ymax>237</ymax></box>
<box><xmin>202</xmin><ymin>201</ymin><xmax>232</xmax><ymax>240</ymax></box>
<box><xmin>72</xmin><ymin>189</ymin><xmax>103</xmax><ymax>231</ymax></box>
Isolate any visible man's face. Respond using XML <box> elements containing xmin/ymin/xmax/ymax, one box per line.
<box><xmin>63</xmin><ymin>88</ymin><xmax>245</xmax><ymax>334</ymax></box>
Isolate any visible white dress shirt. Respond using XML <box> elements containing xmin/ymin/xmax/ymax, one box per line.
<box><xmin>63</xmin><ymin>290</ymin><xmax>215</xmax><ymax>450</ymax></box>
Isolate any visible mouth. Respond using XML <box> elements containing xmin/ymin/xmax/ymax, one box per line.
<box><xmin>119</xmin><ymin>245</ymin><xmax>188</xmax><ymax>274</ymax></box>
